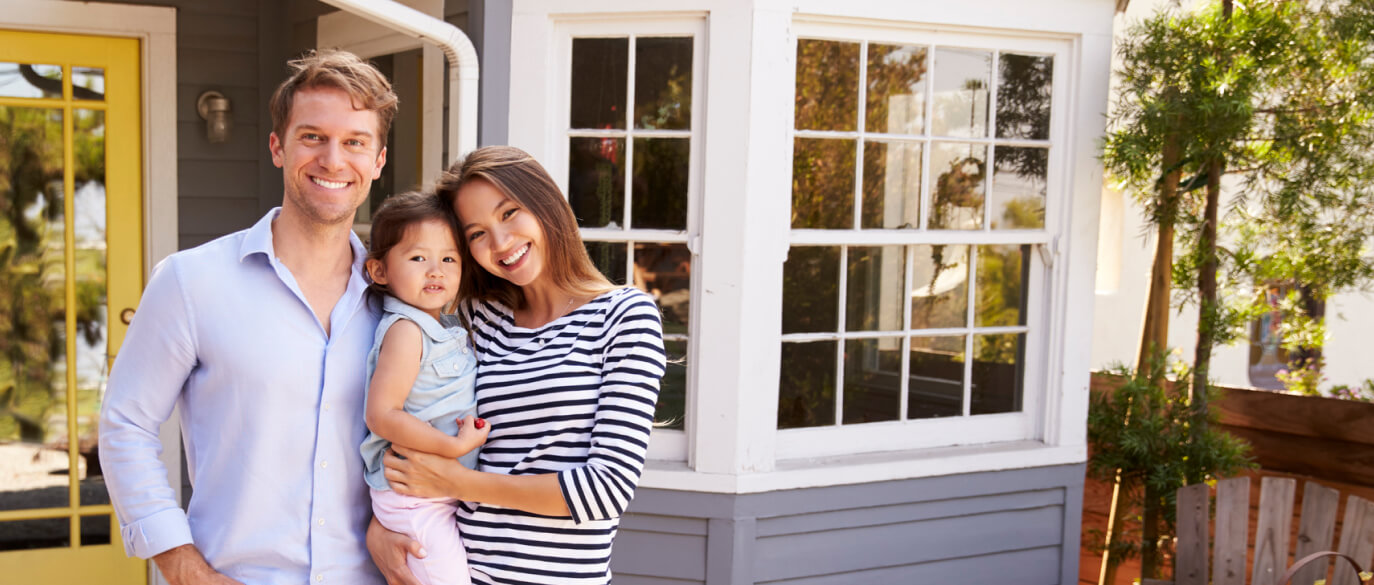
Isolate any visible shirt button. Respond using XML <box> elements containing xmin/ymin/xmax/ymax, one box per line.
<box><xmin>323</xmin><ymin>403</ymin><xmax>331</xmax><ymax>411</ymax></box>
<box><xmin>453</xmin><ymin>363</ymin><xmax>460</xmax><ymax>370</ymax></box>
<box><xmin>461</xmin><ymin>347</ymin><xmax>468</xmax><ymax>354</ymax></box>
<box><xmin>315</xmin><ymin>575</ymin><xmax>324</xmax><ymax>582</ymax></box>
<box><xmin>320</xmin><ymin>460</ymin><xmax>328</xmax><ymax>469</ymax></box>
<box><xmin>318</xmin><ymin>518</ymin><xmax>326</xmax><ymax>526</ymax></box>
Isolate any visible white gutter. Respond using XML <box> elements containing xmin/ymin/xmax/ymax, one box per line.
<box><xmin>319</xmin><ymin>0</ymin><xmax>478</xmax><ymax>165</ymax></box>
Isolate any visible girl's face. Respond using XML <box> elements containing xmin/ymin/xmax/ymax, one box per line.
<box><xmin>365</xmin><ymin>218</ymin><xmax>462</xmax><ymax>319</ymax></box>
<box><xmin>455</xmin><ymin>179</ymin><xmax>549</xmax><ymax>289</ymax></box>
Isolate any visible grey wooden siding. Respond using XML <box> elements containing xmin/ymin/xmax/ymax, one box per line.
<box><xmin>615</xmin><ymin>463</ymin><xmax>1085</xmax><ymax>585</ymax></box>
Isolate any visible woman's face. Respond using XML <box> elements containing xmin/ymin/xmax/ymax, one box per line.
<box><xmin>455</xmin><ymin>178</ymin><xmax>549</xmax><ymax>288</ymax></box>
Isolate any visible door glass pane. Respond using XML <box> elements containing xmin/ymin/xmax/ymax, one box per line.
<box><xmin>630</xmin><ymin>137</ymin><xmax>688</xmax><ymax>229</ymax></box>
<box><xmin>929</xmin><ymin>141</ymin><xmax>986</xmax><ymax>230</ymax></box>
<box><xmin>866</xmin><ymin>44</ymin><xmax>927</xmax><ymax>135</ymax></box>
<box><xmin>932</xmin><ymin>48</ymin><xmax>991</xmax><ymax>138</ymax></box>
<box><xmin>657</xmin><ymin>339</ymin><xmax>687</xmax><ymax>430</ymax></box>
<box><xmin>0</xmin><ymin>63</ymin><xmax>62</xmax><ymax>99</ymax></box>
<box><xmin>909</xmin><ymin>335</ymin><xmax>965</xmax><ymax>419</ymax></box>
<box><xmin>633</xmin><ymin>243</ymin><xmax>690</xmax><ymax>331</ymax></box>
<box><xmin>795</xmin><ymin>39</ymin><xmax>859</xmax><ymax>132</ymax></box>
<box><xmin>842</xmin><ymin>338</ymin><xmax>900</xmax><ymax>424</ymax></box>
<box><xmin>846</xmin><ymin>246</ymin><xmax>904</xmax><ymax>332</ymax></box>
<box><xmin>861</xmin><ymin>141</ymin><xmax>921</xmax><ymax>230</ymax></box>
<box><xmin>568</xmin><ymin>137</ymin><xmax>625</xmax><ymax>228</ymax></box>
<box><xmin>634</xmin><ymin>37</ymin><xmax>692</xmax><ymax>130</ymax></box>
<box><xmin>0</xmin><ymin>518</ymin><xmax>69</xmax><ymax>551</ymax></box>
<box><xmin>71</xmin><ymin>67</ymin><xmax>106</xmax><ymax>101</ymax></box>
<box><xmin>972</xmin><ymin>333</ymin><xmax>1025</xmax><ymax>415</ymax></box>
<box><xmin>584</xmin><ymin>241</ymin><xmax>627</xmax><ymax>285</ymax></box>
<box><xmin>782</xmin><ymin>246</ymin><xmax>839</xmax><ymax>334</ymax></box>
<box><xmin>975</xmin><ymin>244</ymin><xmax>1029</xmax><ymax>327</ymax></box>
<box><xmin>81</xmin><ymin>514</ymin><xmax>112</xmax><ymax>546</ymax></box>
<box><xmin>571</xmin><ymin>38</ymin><xmax>628</xmax><ymax>130</ymax></box>
<box><xmin>0</xmin><ymin>106</ymin><xmax>71</xmax><ymax>517</ymax></box>
<box><xmin>792</xmin><ymin>137</ymin><xmax>855</xmax><ymax>229</ymax></box>
<box><xmin>910</xmin><ymin>244</ymin><xmax>969</xmax><ymax>330</ymax></box>
<box><xmin>996</xmin><ymin>53</ymin><xmax>1053</xmax><ymax>140</ymax></box>
<box><xmin>75</xmin><ymin>109</ymin><xmax>108</xmax><ymax>506</ymax></box>
<box><xmin>778</xmin><ymin>341</ymin><xmax>836</xmax><ymax>429</ymax></box>
<box><xmin>990</xmin><ymin>146</ymin><xmax>1047</xmax><ymax>230</ymax></box>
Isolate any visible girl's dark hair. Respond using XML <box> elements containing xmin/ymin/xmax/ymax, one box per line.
<box><xmin>436</xmin><ymin>146</ymin><xmax>615</xmax><ymax>309</ymax></box>
<box><xmin>365</xmin><ymin>190</ymin><xmax>460</xmax><ymax>297</ymax></box>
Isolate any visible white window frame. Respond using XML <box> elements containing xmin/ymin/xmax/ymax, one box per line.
<box><xmin>776</xmin><ymin>21</ymin><xmax>1074</xmax><ymax>459</ymax></box>
<box><xmin>547</xmin><ymin>15</ymin><xmax>709</xmax><ymax>462</ymax></box>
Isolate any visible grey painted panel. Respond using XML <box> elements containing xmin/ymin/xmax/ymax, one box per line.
<box><xmin>474</xmin><ymin>0</ymin><xmax>511</xmax><ymax>146</ymax></box>
<box><xmin>178</xmin><ymin>12</ymin><xmax>256</xmax><ymax>51</ymax></box>
<box><xmin>613</xmin><ymin>576</ymin><xmax>703</xmax><ymax>585</ymax></box>
<box><xmin>612</xmin><ymin>529</ymin><xmax>707</xmax><ymax>581</ymax></box>
<box><xmin>178</xmin><ymin>197</ymin><xmax>263</xmax><ymax>237</ymax></box>
<box><xmin>174</xmin><ymin>0</ymin><xmax>260</xmax><ymax>17</ymax></box>
<box><xmin>620</xmin><ymin>512</ymin><xmax>710</xmax><ymax>536</ymax></box>
<box><xmin>759</xmin><ymin>545</ymin><xmax>1062</xmax><ymax>585</ymax></box>
<box><xmin>757</xmin><ymin>488</ymin><xmax>1064</xmax><ymax>536</ymax></box>
<box><xmin>178</xmin><ymin>120</ymin><xmax>261</xmax><ymax>162</ymax></box>
<box><xmin>178</xmin><ymin>161</ymin><xmax>262</xmax><ymax>198</ymax></box>
<box><xmin>178</xmin><ymin>48</ymin><xmax>260</xmax><ymax>87</ymax></box>
<box><xmin>706</xmin><ymin>517</ymin><xmax>755</xmax><ymax>585</ymax></box>
<box><xmin>752</xmin><ymin>504</ymin><xmax>1064</xmax><ymax>581</ymax></box>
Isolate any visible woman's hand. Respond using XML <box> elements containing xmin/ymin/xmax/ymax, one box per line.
<box><xmin>366</xmin><ymin>516</ymin><xmax>424</xmax><ymax>585</ymax></box>
<box><xmin>384</xmin><ymin>443</ymin><xmax>469</xmax><ymax>500</ymax></box>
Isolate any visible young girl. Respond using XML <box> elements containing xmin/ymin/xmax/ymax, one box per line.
<box><xmin>359</xmin><ymin>191</ymin><xmax>488</xmax><ymax>585</ymax></box>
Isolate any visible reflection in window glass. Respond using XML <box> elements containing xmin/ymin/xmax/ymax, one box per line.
<box><xmin>1247</xmin><ymin>283</ymin><xmax>1291</xmax><ymax>390</ymax></box>
<box><xmin>792</xmin><ymin>138</ymin><xmax>856</xmax><ymax>229</ymax></box>
<box><xmin>779</xmin><ymin>341</ymin><xmax>837</xmax><ymax>429</ymax></box>
<box><xmin>867</xmin><ymin>44</ymin><xmax>928</xmax><ymax>135</ymax></box>
<box><xmin>635</xmin><ymin>38</ymin><xmax>692</xmax><ymax>130</ymax></box>
<box><xmin>782</xmin><ymin>246</ymin><xmax>840</xmax><ymax>334</ymax></box>
<box><xmin>71</xmin><ymin>67</ymin><xmax>106</xmax><ymax>101</ymax></box>
<box><xmin>991</xmin><ymin>146</ymin><xmax>1047</xmax><ymax>230</ymax></box>
<box><xmin>568</xmin><ymin>137</ymin><xmax>625</xmax><ymax>228</ymax></box>
<box><xmin>571</xmin><ymin>38</ymin><xmax>628</xmax><ymax>130</ymax></box>
<box><xmin>846</xmin><ymin>246</ymin><xmax>905</xmax><ymax>332</ymax></box>
<box><xmin>584</xmin><ymin>241</ymin><xmax>627</xmax><ymax>284</ymax></box>
<box><xmin>843</xmin><ymin>338</ymin><xmax>901</xmax><ymax>424</ymax></box>
<box><xmin>74</xmin><ymin>109</ymin><xmax>109</xmax><ymax>508</ymax></box>
<box><xmin>657</xmin><ymin>339</ymin><xmax>688</xmax><ymax>430</ymax></box>
<box><xmin>634</xmin><ymin>243</ymin><xmax>690</xmax><ymax>331</ymax></box>
<box><xmin>972</xmin><ymin>333</ymin><xmax>1024</xmax><ymax>414</ymax></box>
<box><xmin>909</xmin><ymin>335</ymin><xmax>965</xmax><ymax>419</ymax></box>
<box><xmin>0</xmin><ymin>63</ymin><xmax>62</xmax><ymax>99</ymax></box>
<box><xmin>631</xmin><ymin>138</ymin><xmax>689</xmax><ymax>229</ymax></box>
<box><xmin>928</xmin><ymin>141</ymin><xmax>986</xmax><ymax>230</ymax></box>
<box><xmin>931</xmin><ymin>48</ymin><xmax>991</xmax><ymax>138</ymax></box>
<box><xmin>80</xmin><ymin>514</ymin><xmax>111</xmax><ymax>546</ymax></box>
<box><xmin>0</xmin><ymin>518</ymin><xmax>69</xmax><ymax>551</ymax></box>
<box><xmin>911</xmin><ymin>244</ymin><xmax>969</xmax><ymax>330</ymax></box>
<box><xmin>862</xmin><ymin>141</ymin><xmax>922</xmax><ymax>229</ymax></box>
<box><xmin>996</xmin><ymin>53</ymin><xmax>1053</xmax><ymax>140</ymax></box>
<box><xmin>795</xmin><ymin>39</ymin><xmax>860</xmax><ymax>132</ymax></box>
<box><xmin>976</xmin><ymin>244</ymin><xmax>1029</xmax><ymax>327</ymax></box>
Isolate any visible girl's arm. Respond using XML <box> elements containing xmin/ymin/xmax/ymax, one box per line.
<box><xmin>365</xmin><ymin>320</ymin><xmax>476</xmax><ymax>460</ymax></box>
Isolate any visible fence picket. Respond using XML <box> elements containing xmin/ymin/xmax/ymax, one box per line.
<box><xmin>1214</xmin><ymin>477</ymin><xmax>1251</xmax><ymax>585</ymax></box>
<box><xmin>1253</xmin><ymin>477</ymin><xmax>1296</xmax><ymax>585</ymax></box>
<box><xmin>1292</xmin><ymin>482</ymin><xmax>1340</xmax><ymax>585</ymax></box>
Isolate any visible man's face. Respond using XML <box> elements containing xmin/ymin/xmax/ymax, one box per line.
<box><xmin>269</xmin><ymin>86</ymin><xmax>386</xmax><ymax>227</ymax></box>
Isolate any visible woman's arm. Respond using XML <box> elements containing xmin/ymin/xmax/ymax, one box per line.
<box><xmin>365</xmin><ymin>320</ymin><xmax>476</xmax><ymax>460</ymax></box>
<box><xmin>385</xmin><ymin>445</ymin><xmax>569</xmax><ymax>516</ymax></box>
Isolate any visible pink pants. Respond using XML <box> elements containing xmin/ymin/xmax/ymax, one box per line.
<box><xmin>370</xmin><ymin>488</ymin><xmax>472</xmax><ymax>585</ymax></box>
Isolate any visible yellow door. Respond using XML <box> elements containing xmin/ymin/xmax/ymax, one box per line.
<box><xmin>0</xmin><ymin>30</ymin><xmax>145</xmax><ymax>584</ymax></box>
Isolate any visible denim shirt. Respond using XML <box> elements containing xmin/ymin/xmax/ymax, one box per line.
<box><xmin>360</xmin><ymin>295</ymin><xmax>479</xmax><ymax>491</ymax></box>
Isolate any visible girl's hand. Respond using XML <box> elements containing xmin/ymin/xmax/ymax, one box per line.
<box><xmin>366</xmin><ymin>516</ymin><xmax>424</xmax><ymax>585</ymax></box>
<box><xmin>449</xmin><ymin>415</ymin><xmax>489</xmax><ymax>458</ymax></box>
<box><xmin>384</xmin><ymin>444</ymin><xmax>468</xmax><ymax>500</ymax></box>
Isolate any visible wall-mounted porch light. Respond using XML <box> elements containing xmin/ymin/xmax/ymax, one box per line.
<box><xmin>196</xmin><ymin>90</ymin><xmax>232</xmax><ymax>143</ymax></box>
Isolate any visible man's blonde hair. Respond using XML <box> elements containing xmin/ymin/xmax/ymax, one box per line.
<box><xmin>269</xmin><ymin>49</ymin><xmax>399</xmax><ymax>149</ymax></box>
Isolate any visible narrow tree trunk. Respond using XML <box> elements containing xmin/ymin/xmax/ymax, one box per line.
<box><xmin>1136</xmin><ymin>137</ymin><xmax>1183</xmax><ymax>372</ymax></box>
<box><xmin>1191</xmin><ymin>158</ymin><xmax>1224</xmax><ymax>421</ymax></box>
<box><xmin>1141</xmin><ymin>482</ymin><xmax>1162</xmax><ymax>579</ymax></box>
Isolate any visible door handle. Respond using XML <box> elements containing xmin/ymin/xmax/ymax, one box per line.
<box><xmin>120</xmin><ymin>307</ymin><xmax>135</xmax><ymax>325</ymax></box>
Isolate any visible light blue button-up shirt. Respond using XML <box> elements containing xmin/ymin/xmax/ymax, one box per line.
<box><xmin>99</xmin><ymin>209</ymin><xmax>383</xmax><ymax>585</ymax></box>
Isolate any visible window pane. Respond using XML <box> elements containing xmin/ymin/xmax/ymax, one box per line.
<box><xmin>634</xmin><ymin>243</ymin><xmax>690</xmax><ymax>332</ymax></box>
<box><xmin>846</xmin><ymin>246</ymin><xmax>905</xmax><ymax>332</ymax></box>
<box><xmin>971</xmin><ymin>333</ymin><xmax>1024</xmax><ymax>415</ymax></box>
<box><xmin>932</xmin><ymin>48</ymin><xmax>991</xmax><ymax>138</ymax></box>
<box><xmin>990</xmin><ymin>146</ymin><xmax>1047</xmax><ymax>230</ymax></box>
<box><xmin>631</xmin><ymin>137</ymin><xmax>689</xmax><ymax>229</ymax></box>
<box><xmin>795</xmin><ymin>39</ymin><xmax>859</xmax><ymax>132</ymax></box>
<box><xmin>568</xmin><ymin>137</ymin><xmax>625</xmax><ymax>228</ymax></box>
<box><xmin>843</xmin><ymin>338</ymin><xmax>901</xmax><ymax>424</ymax></box>
<box><xmin>0</xmin><ymin>518</ymin><xmax>69</xmax><ymax>551</ymax></box>
<box><xmin>792</xmin><ymin>138</ymin><xmax>855</xmax><ymax>229</ymax></box>
<box><xmin>975</xmin><ymin>244</ymin><xmax>1029</xmax><ymax>327</ymax></box>
<box><xmin>571</xmin><ymin>38</ymin><xmax>628</xmax><ymax>129</ymax></box>
<box><xmin>928</xmin><ymin>141</ymin><xmax>986</xmax><ymax>230</ymax></box>
<box><xmin>778</xmin><ymin>341</ymin><xmax>837</xmax><ymax>429</ymax></box>
<box><xmin>861</xmin><ymin>141</ymin><xmax>921</xmax><ymax>229</ymax></box>
<box><xmin>866</xmin><ymin>44</ymin><xmax>927</xmax><ymax>135</ymax></box>
<box><xmin>996</xmin><ymin>53</ymin><xmax>1053</xmax><ymax>140</ymax></box>
<box><xmin>911</xmin><ymin>244</ymin><xmax>969</xmax><ymax>330</ymax></box>
<box><xmin>657</xmin><ymin>339</ymin><xmax>687</xmax><ymax>430</ymax></box>
<box><xmin>634</xmin><ymin>37</ymin><xmax>692</xmax><ymax>130</ymax></box>
<box><xmin>782</xmin><ymin>246</ymin><xmax>839</xmax><ymax>334</ymax></box>
<box><xmin>584</xmin><ymin>241</ymin><xmax>627</xmax><ymax>284</ymax></box>
<box><xmin>0</xmin><ymin>63</ymin><xmax>62</xmax><ymax>98</ymax></box>
<box><xmin>72</xmin><ymin>67</ymin><xmax>105</xmax><ymax>101</ymax></box>
<box><xmin>909</xmin><ymin>335</ymin><xmax>965</xmax><ymax>419</ymax></box>
<box><xmin>80</xmin><ymin>514</ymin><xmax>111</xmax><ymax>546</ymax></box>
<box><xmin>75</xmin><ymin>109</ymin><xmax>109</xmax><ymax>507</ymax></box>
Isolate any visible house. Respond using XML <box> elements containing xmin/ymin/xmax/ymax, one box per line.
<box><xmin>0</xmin><ymin>0</ymin><xmax>1115</xmax><ymax>582</ymax></box>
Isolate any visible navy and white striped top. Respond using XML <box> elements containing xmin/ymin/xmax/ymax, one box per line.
<box><xmin>458</xmin><ymin>287</ymin><xmax>665</xmax><ymax>585</ymax></box>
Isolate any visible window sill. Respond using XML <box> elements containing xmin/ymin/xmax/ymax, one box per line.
<box><xmin>640</xmin><ymin>440</ymin><xmax>1085</xmax><ymax>494</ymax></box>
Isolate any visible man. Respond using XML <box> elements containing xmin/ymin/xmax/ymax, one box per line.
<box><xmin>100</xmin><ymin>49</ymin><xmax>396</xmax><ymax>585</ymax></box>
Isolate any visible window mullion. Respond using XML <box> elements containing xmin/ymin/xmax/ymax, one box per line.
<box><xmin>899</xmin><ymin>245</ymin><xmax>915</xmax><ymax>421</ymax></box>
<box><xmin>835</xmin><ymin>244</ymin><xmax>849</xmax><ymax>426</ymax></box>
<box><xmin>985</xmin><ymin>51</ymin><xmax>1000</xmax><ymax>233</ymax></box>
<box><xmin>624</xmin><ymin>35</ymin><xmax>636</xmax><ymax>231</ymax></box>
<box><xmin>962</xmin><ymin>245</ymin><xmax>979</xmax><ymax>417</ymax></box>
<box><xmin>854</xmin><ymin>41</ymin><xmax>868</xmax><ymax>231</ymax></box>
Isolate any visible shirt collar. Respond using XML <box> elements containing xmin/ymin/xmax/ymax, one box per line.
<box><xmin>381</xmin><ymin>295</ymin><xmax>456</xmax><ymax>342</ymax></box>
<box><xmin>239</xmin><ymin>207</ymin><xmax>369</xmax><ymax>276</ymax></box>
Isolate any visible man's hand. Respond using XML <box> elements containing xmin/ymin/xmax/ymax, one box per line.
<box><xmin>366</xmin><ymin>516</ymin><xmax>424</xmax><ymax>585</ymax></box>
<box><xmin>153</xmin><ymin>544</ymin><xmax>244</xmax><ymax>585</ymax></box>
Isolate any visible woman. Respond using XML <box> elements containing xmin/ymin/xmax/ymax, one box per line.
<box><xmin>367</xmin><ymin>146</ymin><xmax>666</xmax><ymax>585</ymax></box>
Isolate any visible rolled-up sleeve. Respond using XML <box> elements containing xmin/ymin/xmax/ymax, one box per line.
<box><xmin>558</xmin><ymin>294</ymin><xmax>665</xmax><ymax>524</ymax></box>
<box><xmin>98</xmin><ymin>256</ymin><xmax>199</xmax><ymax>558</ymax></box>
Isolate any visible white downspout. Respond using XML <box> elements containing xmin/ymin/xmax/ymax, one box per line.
<box><xmin>318</xmin><ymin>0</ymin><xmax>478</xmax><ymax>165</ymax></box>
